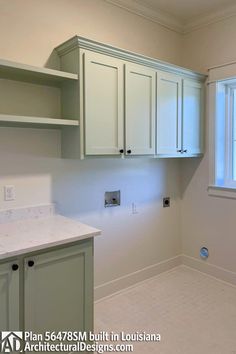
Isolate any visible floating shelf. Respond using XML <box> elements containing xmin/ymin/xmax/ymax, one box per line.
<box><xmin>0</xmin><ymin>58</ymin><xmax>78</xmax><ymax>86</ymax></box>
<box><xmin>0</xmin><ymin>114</ymin><xmax>79</xmax><ymax>127</ymax></box>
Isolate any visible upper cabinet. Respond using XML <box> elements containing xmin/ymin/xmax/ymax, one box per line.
<box><xmin>182</xmin><ymin>79</ymin><xmax>204</xmax><ymax>156</ymax></box>
<box><xmin>125</xmin><ymin>63</ymin><xmax>155</xmax><ymax>155</ymax></box>
<box><xmin>83</xmin><ymin>51</ymin><xmax>124</xmax><ymax>155</ymax></box>
<box><xmin>156</xmin><ymin>72</ymin><xmax>182</xmax><ymax>157</ymax></box>
<box><xmin>81</xmin><ymin>52</ymin><xmax>155</xmax><ymax>157</ymax></box>
<box><xmin>0</xmin><ymin>36</ymin><xmax>205</xmax><ymax>159</ymax></box>
<box><xmin>156</xmin><ymin>72</ymin><xmax>204</xmax><ymax>157</ymax></box>
<box><xmin>57</xmin><ymin>36</ymin><xmax>205</xmax><ymax>159</ymax></box>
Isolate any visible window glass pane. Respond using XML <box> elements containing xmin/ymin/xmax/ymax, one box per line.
<box><xmin>215</xmin><ymin>84</ymin><xmax>226</xmax><ymax>185</ymax></box>
<box><xmin>233</xmin><ymin>90</ymin><xmax>236</xmax><ymax>180</ymax></box>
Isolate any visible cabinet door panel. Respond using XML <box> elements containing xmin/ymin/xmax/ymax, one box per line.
<box><xmin>0</xmin><ymin>261</ymin><xmax>19</xmax><ymax>330</ymax></box>
<box><xmin>125</xmin><ymin>64</ymin><xmax>155</xmax><ymax>155</ymax></box>
<box><xmin>156</xmin><ymin>72</ymin><xmax>182</xmax><ymax>156</ymax></box>
<box><xmin>24</xmin><ymin>240</ymin><xmax>93</xmax><ymax>333</ymax></box>
<box><xmin>182</xmin><ymin>80</ymin><xmax>204</xmax><ymax>155</ymax></box>
<box><xmin>83</xmin><ymin>51</ymin><xmax>124</xmax><ymax>155</ymax></box>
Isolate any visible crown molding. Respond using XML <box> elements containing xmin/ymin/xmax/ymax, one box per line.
<box><xmin>104</xmin><ymin>0</ymin><xmax>184</xmax><ymax>33</ymax></box>
<box><xmin>104</xmin><ymin>0</ymin><xmax>236</xmax><ymax>34</ymax></box>
<box><xmin>56</xmin><ymin>35</ymin><xmax>206</xmax><ymax>81</ymax></box>
<box><xmin>184</xmin><ymin>3</ymin><xmax>236</xmax><ymax>33</ymax></box>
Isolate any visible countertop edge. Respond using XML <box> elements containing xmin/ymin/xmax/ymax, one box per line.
<box><xmin>0</xmin><ymin>229</ymin><xmax>101</xmax><ymax>261</ymax></box>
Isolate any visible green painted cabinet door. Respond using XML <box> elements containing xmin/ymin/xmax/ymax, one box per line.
<box><xmin>24</xmin><ymin>239</ymin><xmax>93</xmax><ymax>334</ymax></box>
<box><xmin>182</xmin><ymin>79</ymin><xmax>204</xmax><ymax>156</ymax></box>
<box><xmin>125</xmin><ymin>63</ymin><xmax>155</xmax><ymax>155</ymax></box>
<box><xmin>83</xmin><ymin>50</ymin><xmax>124</xmax><ymax>155</ymax></box>
<box><xmin>0</xmin><ymin>261</ymin><xmax>19</xmax><ymax>330</ymax></box>
<box><xmin>156</xmin><ymin>71</ymin><xmax>182</xmax><ymax>156</ymax></box>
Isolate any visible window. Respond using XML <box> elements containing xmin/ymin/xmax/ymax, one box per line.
<box><xmin>208</xmin><ymin>73</ymin><xmax>236</xmax><ymax>197</ymax></box>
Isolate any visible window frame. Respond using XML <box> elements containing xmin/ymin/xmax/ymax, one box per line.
<box><xmin>208</xmin><ymin>79</ymin><xmax>236</xmax><ymax>198</ymax></box>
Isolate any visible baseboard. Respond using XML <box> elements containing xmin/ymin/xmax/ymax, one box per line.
<box><xmin>181</xmin><ymin>254</ymin><xmax>236</xmax><ymax>287</ymax></box>
<box><xmin>94</xmin><ymin>255</ymin><xmax>182</xmax><ymax>301</ymax></box>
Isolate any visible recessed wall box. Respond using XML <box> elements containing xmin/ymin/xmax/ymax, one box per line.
<box><xmin>104</xmin><ymin>191</ymin><xmax>120</xmax><ymax>207</ymax></box>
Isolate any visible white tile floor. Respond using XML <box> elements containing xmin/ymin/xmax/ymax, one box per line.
<box><xmin>95</xmin><ymin>266</ymin><xmax>236</xmax><ymax>354</ymax></box>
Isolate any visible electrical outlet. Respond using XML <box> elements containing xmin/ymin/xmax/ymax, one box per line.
<box><xmin>4</xmin><ymin>185</ymin><xmax>16</xmax><ymax>201</ymax></box>
<box><xmin>163</xmin><ymin>197</ymin><xmax>170</xmax><ymax>208</ymax></box>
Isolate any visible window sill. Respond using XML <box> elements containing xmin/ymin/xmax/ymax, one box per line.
<box><xmin>208</xmin><ymin>185</ymin><xmax>236</xmax><ymax>199</ymax></box>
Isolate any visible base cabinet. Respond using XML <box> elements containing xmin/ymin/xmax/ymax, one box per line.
<box><xmin>0</xmin><ymin>239</ymin><xmax>93</xmax><ymax>336</ymax></box>
<box><xmin>0</xmin><ymin>261</ymin><xmax>19</xmax><ymax>330</ymax></box>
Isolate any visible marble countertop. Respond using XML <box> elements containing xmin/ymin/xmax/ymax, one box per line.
<box><xmin>0</xmin><ymin>205</ymin><xmax>101</xmax><ymax>260</ymax></box>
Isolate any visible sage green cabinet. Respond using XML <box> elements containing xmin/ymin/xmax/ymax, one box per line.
<box><xmin>0</xmin><ymin>261</ymin><xmax>19</xmax><ymax>330</ymax></box>
<box><xmin>156</xmin><ymin>71</ymin><xmax>182</xmax><ymax>157</ymax></box>
<box><xmin>125</xmin><ymin>63</ymin><xmax>155</xmax><ymax>155</ymax></box>
<box><xmin>82</xmin><ymin>51</ymin><xmax>156</xmax><ymax>156</ymax></box>
<box><xmin>156</xmin><ymin>72</ymin><xmax>204</xmax><ymax>157</ymax></box>
<box><xmin>83</xmin><ymin>51</ymin><xmax>124</xmax><ymax>155</ymax></box>
<box><xmin>0</xmin><ymin>239</ymin><xmax>93</xmax><ymax>333</ymax></box>
<box><xmin>182</xmin><ymin>79</ymin><xmax>204</xmax><ymax>156</ymax></box>
<box><xmin>57</xmin><ymin>36</ymin><xmax>205</xmax><ymax>159</ymax></box>
<box><xmin>24</xmin><ymin>240</ymin><xmax>93</xmax><ymax>333</ymax></box>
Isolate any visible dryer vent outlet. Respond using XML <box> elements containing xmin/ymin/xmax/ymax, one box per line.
<box><xmin>200</xmin><ymin>247</ymin><xmax>209</xmax><ymax>259</ymax></box>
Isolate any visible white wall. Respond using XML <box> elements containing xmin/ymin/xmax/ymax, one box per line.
<box><xmin>181</xmin><ymin>18</ymin><xmax>236</xmax><ymax>275</ymax></box>
<box><xmin>0</xmin><ymin>0</ymin><xmax>182</xmax><ymax>67</ymax></box>
<box><xmin>182</xmin><ymin>17</ymin><xmax>236</xmax><ymax>74</ymax></box>
<box><xmin>0</xmin><ymin>0</ymin><xmax>182</xmax><ymax>296</ymax></box>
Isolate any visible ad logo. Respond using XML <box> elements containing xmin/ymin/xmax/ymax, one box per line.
<box><xmin>0</xmin><ymin>332</ymin><xmax>23</xmax><ymax>353</ymax></box>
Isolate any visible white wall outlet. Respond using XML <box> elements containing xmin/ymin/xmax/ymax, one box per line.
<box><xmin>4</xmin><ymin>185</ymin><xmax>16</xmax><ymax>201</ymax></box>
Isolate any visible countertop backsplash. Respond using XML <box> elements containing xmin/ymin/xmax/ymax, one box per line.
<box><xmin>0</xmin><ymin>204</ymin><xmax>55</xmax><ymax>224</ymax></box>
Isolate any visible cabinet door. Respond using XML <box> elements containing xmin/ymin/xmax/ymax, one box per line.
<box><xmin>24</xmin><ymin>239</ymin><xmax>93</xmax><ymax>333</ymax></box>
<box><xmin>182</xmin><ymin>79</ymin><xmax>204</xmax><ymax>155</ymax></box>
<box><xmin>0</xmin><ymin>261</ymin><xmax>19</xmax><ymax>330</ymax></box>
<box><xmin>125</xmin><ymin>63</ymin><xmax>155</xmax><ymax>155</ymax></box>
<box><xmin>83</xmin><ymin>50</ymin><xmax>124</xmax><ymax>155</ymax></box>
<box><xmin>156</xmin><ymin>72</ymin><xmax>182</xmax><ymax>156</ymax></box>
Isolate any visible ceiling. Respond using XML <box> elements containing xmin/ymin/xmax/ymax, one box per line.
<box><xmin>105</xmin><ymin>0</ymin><xmax>236</xmax><ymax>33</ymax></box>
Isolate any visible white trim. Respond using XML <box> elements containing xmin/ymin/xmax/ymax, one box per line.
<box><xmin>182</xmin><ymin>254</ymin><xmax>236</xmax><ymax>287</ymax></box>
<box><xmin>208</xmin><ymin>82</ymin><xmax>217</xmax><ymax>185</ymax></box>
<box><xmin>104</xmin><ymin>0</ymin><xmax>183</xmax><ymax>33</ymax></box>
<box><xmin>184</xmin><ymin>3</ymin><xmax>236</xmax><ymax>33</ymax></box>
<box><xmin>208</xmin><ymin>185</ymin><xmax>236</xmax><ymax>199</ymax></box>
<box><xmin>208</xmin><ymin>78</ymin><xmax>236</xmax><ymax>195</ymax></box>
<box><xmin>95</xmin><ymin>256</ymin><xmax>236</xmax><ymax>302</ymax></box>
<box><xmin>209</xmin><ymin>60</ymin><xmax>236</xmax><ymax>71</ymax></box>
<box><xmin>94</xmin><ymin>265</ymin><xmax>184</xmax><ymax>304</ymax></box>
<box><xmin>103</xmin><ymin>0</ymin><xmax>236</xmax><ymax>34</ymax></box>
<box><xmin>94</xmin><ymin>255</ymin><xmax>182</xmax><ymax>300</ymax></box>
<box><xmin>56</xmin><ymin>36</ymin><xmax>205</xmax><ymax>81</ymax></box>
<box><xmin>208</xmin><ymin>62</ymin><xmax>236</xmax><ymax>82</ymax></box>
